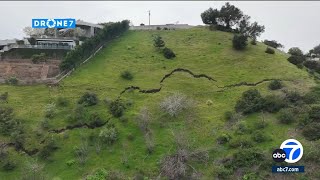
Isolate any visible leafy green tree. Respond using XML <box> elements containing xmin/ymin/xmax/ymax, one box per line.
<box><xmin>288</xmin><ymin>47</ymin><xmax>303</xmax><ymax>56</ymax></box>
<box><xmin>313</xmin><ymin>44</ymin><xmax>320</xmax><ymax>54</ymax></box>
<box><xmin>153</xmin><ymin>35</ymin><xmax>165</xmax><ymax>49</ymax></box>
<box><xmin>99</xmin><ymin>126</ymin><xmax>118</xmax><ymax>144</ymax></box>
<box><xmin>263</xmin><ymin>40</ymin><xmax>284</xmax><ymax>49</ymax></box>
<box><xmin>201</xmin><ymin>2</ymin><xmax>243</xmax><ymax>29</ymax></box>
<box><xmin>219</xmin><ymin>2</ymin><xmax>243</xmax><ymax>29</ymax></box>
<box><xmin>201</xmin><ymin>7</ymin><xmax>220</xmax><ymax>25</ymax></box>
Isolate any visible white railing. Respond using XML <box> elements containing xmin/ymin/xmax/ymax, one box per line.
<box><xmin>10</xmin><ymin>44</ymin><xmax>72</xmax><ymax>50</ymax></box>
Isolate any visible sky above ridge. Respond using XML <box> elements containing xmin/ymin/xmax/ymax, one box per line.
<box><xmin>0</xmin><ymin>1</ymin><xmax>319</xmax><ymax>52</ymax></box>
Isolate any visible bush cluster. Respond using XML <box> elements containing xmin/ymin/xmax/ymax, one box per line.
<box><xmin>160</xmin><ymin>93</ymin><xmax>192</xmax><ymax>117</ymax></box>
<box><xmin>232</xmin><ymin>34</ymin><xmax>248</xmax><ymax>50</ymax></box>
<box><xmin>268</xmin><ymin>80</ymin><xmax>282</xmax><ymax>90</ymax></box>
<box><xmin>121</xmin><ymin>70</ymin><xmax>134</xmax><ymax>80</ymax></box>
<box><xmin>152</xmin><ymin>35</ymin><xmax>176</xmax><ymax>59</ymax></box>
<box><xmin>44</xmin><ymin>103</ymin><xmax>56</xmax><ymax>118</ymax></box>
<box><xmin>235</xmin><ymin>89</ymin><xmax>264</xmax><ymax>114</ymax></box>
<box><xmin>217</xmin><ymin>134</ymin><xmax>231</xmax><ymax>144</ymax></box>
<box><xmin>278</xmin><ymin>108</ymin><xmax>295</xmax><ymax>124</ymax></box>
<box><xmin>60</xmin><ymin>20</ymin><xmax>130</xmax><ymax>71</ymax></box>
<box><xmin>78</xmin><ymin>92</ymin><xmax>98</xmax><ymax>106</ymax></box>
<box><xmin>162</xmin><ymin>47</ymin><xmax>176</xmax><ymax>59</ymax></box>
<box><xmin>99</xmin><ymin>125</ymin><xmax>118</xmax><ymax>145</ymax></box>
<box><xmin>39</xmin><ymin>139</ymin><xmax>59</xmax><ymax>160</ymax></box>
<box><xmin>265</xmin><ymin>47</ymin><xmax>275</xmax><ymax>54</ymax></box>
<box><xmin>153</xmin><ymin>35</ymin><xmax>165</xmax><ymax>48</ymax></box>
<box><xmin>5</xmin><ymin>77</ymin><xmax>18</xmax><ymax>85</ymax></box>
<box><xmin>31</xmin><ymin>53</ymin><xmax>46</xmax><ymax>64</ymax></box>
<box><xmin>263</xmin><ymin>95</ymin><xmax>286</xmax><ymax>113</ymax></box>
<box><xmin>109</xmin><ymin>100</ymin><xmax>125</xmax><ymax>118</ymax></box>
<box><xmin>287</xmin><ymin>55</ymin><xmax>305</xmax><ymax>66</ymax></box>
<box><xmin>56</xmin><ymin>97</ymin><xmax>69</xmax><ymax>107</ymax></box>
<box><xmin>302</xmin><ymin>123</ymin><xmax>320</xmax><ymax>141</ymax></box>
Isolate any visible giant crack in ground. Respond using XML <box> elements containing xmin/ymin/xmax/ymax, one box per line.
<box><xmin>118</xmin><ymin>68</ymin><xmax>289</xmax><ymax>96</ymax></box>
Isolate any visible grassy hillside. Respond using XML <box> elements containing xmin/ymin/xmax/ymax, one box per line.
<box><xmin>0</xmin><ymin>27</ymin><xmax>319</xmax><ymax>179</ymax></box>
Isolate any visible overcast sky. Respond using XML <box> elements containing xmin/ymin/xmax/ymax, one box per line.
<box><xmin>0</xmin><ymin>1</ymin><xmax>319</xmax><ymax>52</ymax></box>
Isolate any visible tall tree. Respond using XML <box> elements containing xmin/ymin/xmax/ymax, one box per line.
<box><xmin>218</xmin><ymin>2</ymin><xmax>243</xmax><ymax>29</ymax></box>
<box><xmin>313</xmin><ymin>44</ymin><xmax>320</xmax><ymax>54</ymax></box>
<box><xmin>201</xmin><ymin>7</ymin><xmax>219</xmax><ymax>25</ymax></box>
<box><xmin>288</xmin><ymin>47</ymin><xmax>303</xmax><ymax>56</ymax></box>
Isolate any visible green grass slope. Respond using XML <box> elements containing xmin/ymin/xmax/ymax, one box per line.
<box><xmin>0</xmin><ymin>27</ymin><xmax>318</xmax><ymax>179</ymax></box>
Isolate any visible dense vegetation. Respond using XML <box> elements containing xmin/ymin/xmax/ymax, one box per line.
<box><xmin>60</xmin><ymin>20</ymin><xmax>130</xmax><ymax>71</ymax></box>
<box><xmin>0</xmin><ymin>26</ymin><xmax>319</xmax><ymax>179</ymax></box>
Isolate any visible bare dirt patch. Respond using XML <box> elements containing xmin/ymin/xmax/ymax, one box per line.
<box><xmin>0</xmin><ymin>59</ymin><xmax>61</xmax><ymax>84</ymax></box>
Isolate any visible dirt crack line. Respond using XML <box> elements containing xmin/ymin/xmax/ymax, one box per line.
<box><xmin>159</xmin><ymin>68</ymin><xmax>216</xmax><ymax>83</ymax></box>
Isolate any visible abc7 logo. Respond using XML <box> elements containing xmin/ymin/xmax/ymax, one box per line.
<box><xmin>272</xmin><ymin>149</ymin><xmax>286</xmax><ymax>162</ymax></box>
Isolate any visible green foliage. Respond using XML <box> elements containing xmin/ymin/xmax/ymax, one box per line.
<box><xmin>162</xmin><ymin>47</ymin><xmax>176</xmax><ymax>59</ymax></box>
<box><xmin>263</xmin><ymin>40</ymin><xmax>283</xmax><ymax>49</ymax></box>
<box><xmin>78</xmin><ymin>92</ymin><xmax>98</xmax><ymax>106</ymax></box>
<box><xmin>72</xmin><ymin>104</ymin><xmax>88</xmax><ymax>123</ymax></box>
<box><xmin>99</xmin><ymin>126</ymin><xmax>118</xmax><ymax>145</ymax></box>
<box><xmin>44</xmin><ymin>103</ymin><xmax>56</xmax><ymax>118</ymax></box>
<box><xmin>252</xmin><ymin>131</ymin><xmax>269</xmax><ymax>143</ymax></box>
<box><xmin>228</xmin><ymin>148</ymin><xmax>264</xmax><ymax>168</ymax></box>
<box><xmin>217</xmin><ymin>134</ymin><xmax>231</xmax><ymax>144</ymax></box>
<box><xmin>201</xmin><ymin>2</ymin><xmax>243</xmax><ymax>30</ymax></box>
<box><xmin>302</xmin><ymin>123</ymin><xmax>320</xmax><ymax>141</ymax></box>
<box><xmin>66</xmin><ymin>159</ymin><xmax>76</xmax><ymax>167</ymax></box>
<box><xmin>254</xmin><ymin>119</ymin><xmax>268</xmax><ymax>129</ymax></box>
<box><xmin>60</xmin><ymin>20</ymin><xmax>130</xmax><ymax>71</ymax></box>
<box><xmin>215</xmin><ymin>165</ymin><xmax>233</xmax><ymax>179</ymax></box>
<box><xmin>41</xmin><ymin>118</ymin><xmax>50</xmax><ymax>129</ymax></box>
<box><xmin>262</xmin><ymin>95</ymin><xmax>286</xmax><ymax>113</ymax></box>
<box><xmin>308</xmin><ymin>106</ymin><xmax>320</xmax><ymax>122</ymax></box>
<box><xmin>224</xmin><ymin>111</ymin><xmax>242</xmax><ymax>122</ymax></box>
<box><xmin>288</xmin><ymin>55</ymin><xmax>305</xmax><ymax>65</ymax></box>
<box><xmin>288</xmin><ymin>47</ymin><xmax>304</xmax><ymax>56</ymax></box>
<box><xmin>235</xmin><ymin>122</ymin><xmax>252</xmax><ymax>134</ymax></box>
<box><xmin>39</xmin><ymin>138</ymin><xmax>59</xmax><ymax>160</ymax></box>
<box><xmin>304</xmin><ymin>60</ymin><xmax>320</xmax><ymax>73</ymax></box>
<box><xmin>303</xmin><ymin>91</ymin><xmax>320</xmax><ymax>104</ymax></box>
<box><xmin>121</xmin><ymin>70</ymin><xmax>134</xmax><ymax>80</ymax></box>
<box><xmin>56</xmin><ymin>97</ymin><xmax>69</xmax><ymax>107</ymax></box>
<box><xmin>2</xmin><ymin>161</ymin><xmax>16</xmax><ymax>171</ymax></box>
<box><xmin>265</xmin><ymin>47</ymin><xmax>275</xmax><ymax>54</ymax></box>
<box><xmin>0</xmin><ymin>92</ymin><xmax>9</xmax><ymax>103</ymax></box>
<box><xmin>86</xmin><ymin>168</ymin><xmax>108</xmax><ymax>180</ymax></box>
<box><xmin>278</xmin><ymin>108</ymin><xmax>295</xmax><ymax>124</ymax></box>
<box><xmin>0</xmin><ymin>106</ymin><xmax>17</xmax><ymax>136</ymax></box>
<box><xmin>232</xmin><ymin>34</ymin><xmax>248</xmax><ymax>50</ymax></box>
<box><xmin>5</xmin><ymin>76</ymin><xmax>18</xmax><ymax>85</ymax></box>
<box><xmin>268</xmin><ymin>80</ymin><xmax>282</xmax><ymax>90</ymax></box>
<box><xmin>109</xmin><ymin>100</ymin><xmax>125</xmax><ymax>118</ymax></box>
<box><xmin>31</xmin><ymin>53</ymin><xmax>46</xmax><ymax>64</ymax></box>
<box><xmin>153</xmin><ymin>35</ymin><xmax>165</xmax><ymax>48</ymax></box>
<box><xmin>285</xmin><ymin>91</ymin><xmax>302</xmax><ymax>104</ymax></box>
<box><xmin>235</xmin><ymin>89</ymin><xmax>264</xmax><ymax>114</ymax></box>
<box><xmin>89</xmin><ymin>113</ymin><xmax>105</xmax><ymax>127</ymax></box>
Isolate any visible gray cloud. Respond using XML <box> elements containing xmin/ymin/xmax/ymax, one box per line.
<box><xmin>0</xmin><ymin>1</ymin><xmax>319</xmax><ymax>52</ymax></box>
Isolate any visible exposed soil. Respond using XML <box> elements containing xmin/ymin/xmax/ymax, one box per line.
<box><xmin>0</xmin><ymin>59</ymin><xmax>61</xmax><ymax>84</ymax></box>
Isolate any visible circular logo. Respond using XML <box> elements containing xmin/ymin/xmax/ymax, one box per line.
<box><xmin>46</xmin><ymin>19</ymin><xmax>56</xmax><ymax>28</ymax></box>
<box><xmin>280</xmin><ymin>139</ymin><xmax>303</xmax><ymax>163</ymax></box>
<box><xmin>272</xmin><ymin>148</ymin><xmax>286</xmax><ymax>162</ymax></box>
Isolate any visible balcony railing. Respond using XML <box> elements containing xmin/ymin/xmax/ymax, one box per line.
<box><xmin>10</xmin><ymin>44</ymin><xmax>72</xmax><ymax>50</ymax></box>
